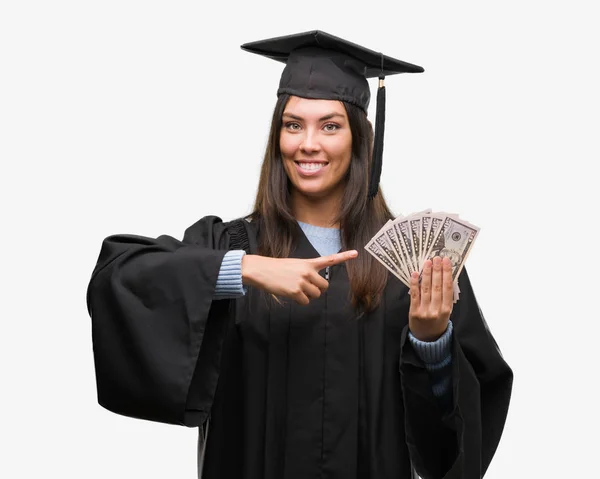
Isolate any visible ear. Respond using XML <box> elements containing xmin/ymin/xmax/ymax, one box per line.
<box><xmin>367</xmin><ymin>119</ymin><xmax>374</xmax><ymax>134</ymax></box>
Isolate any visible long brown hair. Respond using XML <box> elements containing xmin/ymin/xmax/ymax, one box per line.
<box><xmin>246</xmin><ymin>94</ymin><xmax>396</xmax><ymax>313</ymax></box>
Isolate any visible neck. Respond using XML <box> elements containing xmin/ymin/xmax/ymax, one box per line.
<box><xmin>291</xmin><ymin>189</ymin><xmax>341</xmax><ymax>229</ymax></box>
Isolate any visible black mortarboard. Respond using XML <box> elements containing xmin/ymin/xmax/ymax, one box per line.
<box><xmin>241</xmin><ymin>30</ymin><xmax>424</xmax><ymax>199</ymax></box>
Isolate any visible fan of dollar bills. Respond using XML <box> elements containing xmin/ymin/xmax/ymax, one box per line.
<box><xmin>364</xmin><ymin>209</ymin><xmax>480</xmax><ymax>302</ymax></box>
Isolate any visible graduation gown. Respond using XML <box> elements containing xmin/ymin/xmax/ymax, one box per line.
<box><xmin>86</xmin><ymin>215</ymin><xmax>513</xmax><ymax>479</ymax></box>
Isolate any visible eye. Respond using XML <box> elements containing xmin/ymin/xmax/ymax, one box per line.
<box><xmin>323</xmin><ymin>123</ymin><xmax>340</xmax><ymax>132</ymax></box>
<box><xmin>285</xmin><ymin>122</ymin><xmax>301</xmax><ymax>131</ymax></box>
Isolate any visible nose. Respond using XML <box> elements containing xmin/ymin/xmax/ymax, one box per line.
<box><xmin>299</xmin><ymin>129</ymin><xmax>321</xmax><ymax>154</ymax></box>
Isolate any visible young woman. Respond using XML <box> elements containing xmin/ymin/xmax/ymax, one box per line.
<box><xmin>86</xmin><ymin>31</ymin><xmax>513</xmax><ymax>479</ymax></box>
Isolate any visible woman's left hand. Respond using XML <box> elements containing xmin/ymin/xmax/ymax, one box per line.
<box><xmin>408</xmin><ymin>256</ymin><xmax>454</xmax><ymax>341</ymax></box>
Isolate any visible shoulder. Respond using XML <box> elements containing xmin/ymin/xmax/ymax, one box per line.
<box><xmin>181</xmin><ymin>214</ymin><xmax>258</xmax><ymax>250</ymax></box>
<box><xmin>182</xmin><ymin>215</ymin><xmax>225</xmax><ymax>243</ymax></box>
<box><xmin>226</xmin><ymin>215</ymin><xmax>259</xmax><ymax>253</ymax></box>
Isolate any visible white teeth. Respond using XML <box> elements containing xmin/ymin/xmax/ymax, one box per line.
<box><xmin>298</xmin><ymin>163</ymin><xmax>325</xmax><ymax>170</ymax></box>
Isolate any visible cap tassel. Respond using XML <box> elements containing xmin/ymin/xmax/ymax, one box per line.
<box><xmin>368</xmin><ymin>76</ymin><xmax>386</xmax><ymax>199</ymax></box>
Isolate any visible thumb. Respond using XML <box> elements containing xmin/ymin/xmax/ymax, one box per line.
<box><xmin>308</xmin><ymin>250</ymin><xmax>358</xmax><ymax>270</ymax></box>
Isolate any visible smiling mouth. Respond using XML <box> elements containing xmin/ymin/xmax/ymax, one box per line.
<box><xmin>295</xmin><ymin>161</ymin><xmax>329</xmax><ymax>171</ymax></box>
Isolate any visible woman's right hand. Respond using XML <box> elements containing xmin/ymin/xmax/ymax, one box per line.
<box><xmin>241</xmin><ymin>251</ymin><xmax>359</xmax><ymax>305</ymax></box>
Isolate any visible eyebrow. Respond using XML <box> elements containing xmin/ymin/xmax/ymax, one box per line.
<box><xmin>282</xmin><ymin>112</ymin><xmax>346</xmax><ymax>122</ymax></box>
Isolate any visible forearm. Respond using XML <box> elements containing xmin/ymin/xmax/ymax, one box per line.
<box><xmin>214</xmin><ymin>250</ymin><xmax>247</xmax><ymax>298</ymax></box>
<box><xmin>87</xmin><ymin>232</ymin><xmax>231</xmax><ymax>425</ymax></box>
<box><xmin>399</xmin><ymin>325</ymin><xmax>458</xmax><ymax>478</ymax></box>
<box><xmin>408</xmin><ymin>321</ymin><xmax>454</xmax><ymax>412</ymax></box>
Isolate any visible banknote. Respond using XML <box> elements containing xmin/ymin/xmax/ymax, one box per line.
<box><xmin>383</xmin><ymin>226</ymin><xmax>409</xmax><ymax>279</ymax></box>
<box><xmin>422</xmin><ymin>215</ymin><xmax>480</xmax><ymax>281</ymax></box>
<box><xmin>419</xmin><ymin>215</ymin><xmax>432</xmax><ymax>266</ymax></box>
<box><xmin>365</xmin><ymin>210</ymin><xmax>480</xmax><ymax>302</ymax></box>
<box><xmin>408</xmin><ymin>217</ymin><xmax>421</xmax><ymax>271</ymax></box>
<box><xmin>396</xmin><ymin>220</ymin><xmax>418</xmax><ymax>274</ymax></box>
<box><xmin>373</xmin><ymin>230</ymin><xmax>409</xmax><ymax>283</ymax></box>
<box><xmin>365</xmin><ymin>241</ymin><xmax>408</xmax><ymax>284</ymax></box>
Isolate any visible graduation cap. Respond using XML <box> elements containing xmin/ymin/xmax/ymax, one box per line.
<box><xmin>241</xmin><ymin>30</ymin><xmax>424</xmax><ymax>200</ymax></box>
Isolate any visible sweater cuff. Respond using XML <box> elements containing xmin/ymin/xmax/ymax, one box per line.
<box><xmin>408</xmin><ymin>321</ymin><xmax>453</xmax><ymax>365</ymax></box>
<box><xmin>214</xmin><ymin>250</ymin><xmax>247</xmax><ymax>298</ymax></box>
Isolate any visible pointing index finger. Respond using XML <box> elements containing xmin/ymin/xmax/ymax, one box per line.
<box><xmin>309</xmin><ymin>250</ymin><xmax>358</xmax><ymax>271</ymax></box>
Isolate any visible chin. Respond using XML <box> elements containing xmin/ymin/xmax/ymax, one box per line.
<box><xmin>292</xmin><ymin>183</ymin><xmax>334</xmax><ymax>199</ymax></box>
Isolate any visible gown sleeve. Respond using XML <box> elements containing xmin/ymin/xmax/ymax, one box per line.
<box><xmin>85</xmin><ymin>215</ymin><xmax>237</xmax><ymax>427</ymax></box>
<box><xmin>399</xmin><ymin>268</ymin><xmax>514</xmax><ymax>479</ymax></box>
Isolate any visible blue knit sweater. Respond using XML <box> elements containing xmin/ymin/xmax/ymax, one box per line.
<box><xmin>213</xmin><ymin>221</ymin><xmax>453</xmax><ymax>406</ymax></box>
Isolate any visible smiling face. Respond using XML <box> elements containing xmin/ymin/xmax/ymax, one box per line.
<box><xmin>280</xmin><ymin>96</ymin><xmax>352</xmax><ymax>201</ymax></box>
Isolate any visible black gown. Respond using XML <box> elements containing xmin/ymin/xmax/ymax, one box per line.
<box><xmin>86</xmin><ymin>215</ymin><xmax>513</xmax><ymax>479</ymax></box>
